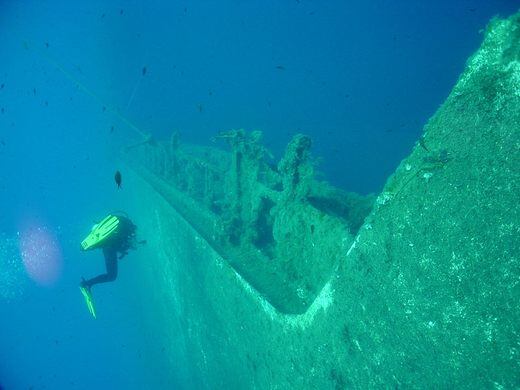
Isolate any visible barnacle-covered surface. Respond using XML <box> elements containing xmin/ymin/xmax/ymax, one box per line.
<box><xmin>123</xmin><ymin>11</ymin><xmax>519</xmax><ymax>389</ymax></box>
<box><xmin>125</xmin><ymin>129</ymin><xmax>373</xmax><ymax>314</ymax></box>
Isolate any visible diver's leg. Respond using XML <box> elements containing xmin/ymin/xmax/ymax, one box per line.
<box><xmin>82</xmin><ymin>248</ymin><xmax>118</xmax><ymax>289</ymax></box>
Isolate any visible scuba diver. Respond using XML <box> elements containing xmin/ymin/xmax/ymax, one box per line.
<box><xmin>79</xmin><ymin>213</ymin><xmax>143</xmax><ymax>318</ymax></box>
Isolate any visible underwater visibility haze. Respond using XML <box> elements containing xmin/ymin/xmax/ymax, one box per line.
<box><xmin>1</xmin><ymin>1</ymin><xmax>519</xmax><ymax>389</ymax></box>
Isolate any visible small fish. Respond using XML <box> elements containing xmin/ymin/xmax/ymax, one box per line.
<box><xmin>1</xmin><ymin>83</ymin><xmax>4</xmax><ymax>89</ymax></box>
<box><xmin>1</xmin><ymin>108</ymin><xmax>4</xmax><ymax>114</ymax></box>
<box><xmin>197</xmin><ymin>104</ymin><xmax>203</xmax><ymax>113</ymax></box>
<box><xmin>45</xmin><ymin>42</ymin><xmax>49</xmax><ymax>48</ymax></box>
<box><xmin>142</xmin><ymin>66</ymin><xmax>147</xmax><ymax>76</ymax></box>
<box><xmin>275</xmin><ymin>65</ymin><xmax>285</xmax><ymax>70</ymax></box>
<box><xmin>120</xmin><ymin>9</ymin><xmax>124</xmax><ymax>15</ymax></box>
<box><xmin>115</xmin><ymin>170</ymin><xmax>122</xmax><ymax>189</ymax></box>
<box><xmin>110</xmin><ymin>125</ymin><xmax>115</xmax><ymax>133</ymax></box>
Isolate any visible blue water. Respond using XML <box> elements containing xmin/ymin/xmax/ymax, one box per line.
<box><xmin>0</xmin><ymin>1</ymin><xmax>517</xmax><ymax>389</ymax></box>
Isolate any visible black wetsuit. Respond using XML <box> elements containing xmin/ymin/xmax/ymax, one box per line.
<box><xmin>82</xmin><ymin>216</ymin><xmax>136</xmax><ymax>289</ymax></box>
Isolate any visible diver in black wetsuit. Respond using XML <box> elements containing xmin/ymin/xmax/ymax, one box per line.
<box><xmin>80</xmin><ymin>215</ymin><xmax>139</xmax><ymax>290</ymax></box>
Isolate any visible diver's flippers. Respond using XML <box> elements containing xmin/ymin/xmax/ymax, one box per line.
<box><xmin>80</xmin><ymin>214</ymin><xmax>120</xmax><ymax>251</ymax></box>
<box><xmin>79</xmin><ymin>286</ymin><xmax>97</xmax><ymax>319</ymax></box>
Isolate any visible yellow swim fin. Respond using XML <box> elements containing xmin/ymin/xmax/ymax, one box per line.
<box><xmin>80</xmin><ymin>214</ymin><xmax>120</xmax><ymax>251</ymax></box>
<box><xmin>79</xmin><ymin>286</ymin><xmax>97</xmax><ymax>319</ymax></box>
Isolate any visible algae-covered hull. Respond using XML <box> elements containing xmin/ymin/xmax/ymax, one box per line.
<box><xmin>123</xmin><ymin>11</ymin><xmax>519</xmax><ymax>389</ymax></box>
